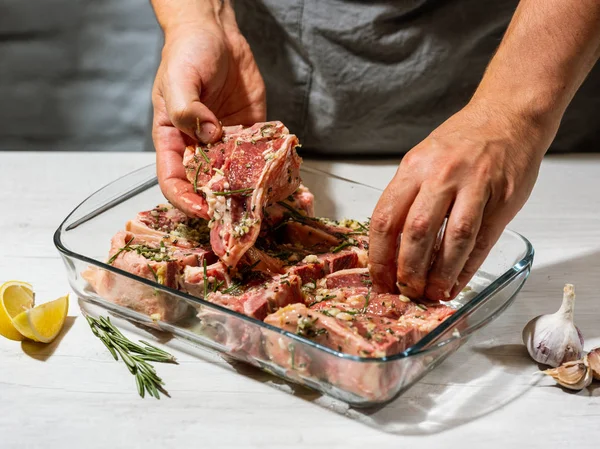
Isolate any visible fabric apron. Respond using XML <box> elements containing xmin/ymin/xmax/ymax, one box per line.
<box><xmin>233</xmin><ymin>0</ymin><xmax>600</xmax><ymax>155</ymax></box>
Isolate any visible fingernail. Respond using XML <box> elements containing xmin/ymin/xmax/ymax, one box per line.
<box><xmin>195</xmin><ymin>122</ymin><xmax>217</xmax><ymax>143</ymax></box>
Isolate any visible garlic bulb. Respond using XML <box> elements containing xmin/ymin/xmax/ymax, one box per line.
<box><xmin>587</xmin><ymin>347</ymin><xmax>600</xmax><ymax>380</ymax></box>
<box><xmin>522</xmin><ymin>283</ymin><xmax>584</xmax><ymax>367</ymax></box>
<box><xmin>543</xmin><ymin>357</ymin><xmax>593</xmax><ymax>390</ymax></box>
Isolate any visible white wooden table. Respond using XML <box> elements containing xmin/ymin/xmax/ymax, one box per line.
<box><xmin>1</xmin><ymin>152</ymin><xmax>599</xmax><ymax>448</ymax></box>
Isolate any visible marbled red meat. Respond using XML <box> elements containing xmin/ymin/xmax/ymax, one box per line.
<box><xmin>183</xmin><ymin>121</ymin><xmax>302</xmax><ymax>269</ymax></box>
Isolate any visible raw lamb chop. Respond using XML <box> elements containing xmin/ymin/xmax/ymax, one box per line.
<box><xmin>183</xmin><ymin>121</ymin><xmax>302</xmax><ymax>269</ymax></box>
<box><xmin>83</xmin><ymin>231</ymin><xmax>194</xmax><ymax>322</ymax></box>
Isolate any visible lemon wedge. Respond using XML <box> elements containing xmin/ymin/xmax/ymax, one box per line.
<box><xmin>12</xmin><ymin>294</ymin><xmax>69</xmax><ymax>343</ymax></box>
<box><xmin>0</xmin><ymin>281</ymin><xmax>35</xmax><ymax>341</ymax></box>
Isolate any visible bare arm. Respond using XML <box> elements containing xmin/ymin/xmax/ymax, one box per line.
<box><xmin>369</xmin><ymin>0</ymin><xmax>600</xmax><ymax>299</ymax></box>
<box><xmin>474</xmin><ymin>0</ymin><xmax>600</xmax><ymax>142</ymax></box>
<box><xmin>151</xmin><ymin>0</ymin><xmax>223</xmax><ymax>36</ymax></box>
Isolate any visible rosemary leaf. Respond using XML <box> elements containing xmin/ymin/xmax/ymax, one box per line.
<box><xmin>212</xmin><ymin>188</ymin><xmax>254</xmax><ymax>197</ymax></box>
<box><xmin>139</xmin><ymin>340</ymin><xmax>172</xmax><ymax>357</ymax></box>
<box><xmin>222</xmin><ymin>282</ymin><xmax>242</xmax><ymax>295</ymax></box>
<box><xmin>136</xmin><ymin>373</ymin><xmax>145</xmax><ymax>398</ymax></box>
<box><xmin>197</xmin><ymin>146</ymin><xmax>211</xmax><ymax>165</ymax></box>
<box><xmin>331</xmin><ymin>241</ymin><xmax>353</xmax><ymax>253</ymax></box>
<box><xmin>147</xmin><ymin>264</ymin><xmax>158</xmax><ymax>282</ymax></box>
<box><xmin>193</xmin><ymin>162</ymin><xmax>203</xmax><ymax>194</ymax></box>
<box><xmin>356</xmin><ymin>221</ymin><xmax>369</xmax><ymax>233</ymax></box>
<box><xmin>98</xmin><ymin>334</ymin><xmax>119</xmax><ymax>361</ymax></box>
<box><xmin>362</xmin><ymin>289</ymin><xmax>371</xmax><ymax>313</ymax></box>
<box><xmin>147</xmin><ymin>379</ymin><xmax>161</xmax><ymax>400</ymax></box>
<box><xmin>203</xmin><ymin>258</ymin><xmax>208</xmax><ymax>299</ymax></box>
<box><xmin>107</xmin><ymin>236</ymin><xmax>135</xmax><ymax>265</ymax></box>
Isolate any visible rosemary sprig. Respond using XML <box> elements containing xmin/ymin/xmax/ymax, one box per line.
<box><xmin>108</xmin><ymin>236</ymin><xmax>135</xmax><ymax>265</ymax></box>
<box><xmin>203</xmin><ymin>258</ymin><xmax>208</xmax><ymax>299</ymax></box>
<box><xmin>356</xmin><ymin>220</ymin><xmax>370</xmax><ymax>233</ymax></box>
<box><xmin>85</xmin><ymin>315</ymin><xmax>177</xmax><ymax>399</ymax></box>
<box><xmin>362</xmin><ymin>289</ymin><xmax>371</xmax><ymax>313</ymax></box>
<box><xmin>213</xmin><ymin>280</ymin><xmax>224</xmax><ymax>292</ymax></box>
<box><xmin>193</xmin><ymin>163</ymin><xmax>202</xmax><ymax>193</ymax></box>
<box><xmin>331</xmin><ymin>241</ymin><xmax>353</xmax><ymax>253</ymax></box>
<box><xmin>147</xmin><ymin>264</ymin><xmax>158</xmax><ymax>282</ymax></box>
<box><xmin>196</xmin><ymin>145</ymin><xmax>211</xmax><ymax>165</ymax></box>
<box><xmin>212</xmin><ymin>188</ymin><xmax>254</xmax><ymax>197</ymax></box>
<box><xmin>222</xmin><ymin>282</ymin><xmax>242</xmax><ymax>295</ymax></box>
<box><xmin>276</xmin><ymin>201</ymin><xmax>306</xmax><ymax>220</ymax></box>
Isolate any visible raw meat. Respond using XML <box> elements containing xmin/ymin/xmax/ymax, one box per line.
<box><xmin>183</xmin><ymin>121</ymin><xmax>302</xmax><ymax>269</ymax></box>
<box><xmin>83</xmin><ymin>231</ymin><xmax>191</xmax><ymax>322</ymax></box>
<box><xmin>86</xmin><ymin>118</ymin><xmax>458</xmax><ymax>394</ymax></box>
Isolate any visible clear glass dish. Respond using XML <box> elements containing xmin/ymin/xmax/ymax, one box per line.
<box><xmin>54</xmin><ymin>164</ymin><xmax>534</xmax><ymax>406</ymax></box>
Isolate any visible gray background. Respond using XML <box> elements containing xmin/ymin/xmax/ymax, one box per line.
<box><xmin>0</xmin><ymin>0</ymin><xmax>161</xmax><ymax>152</ymax></box>
<box><xmin>1</xmin><ymin>1</ymin><xmax>598</xmax><ymax>154</ymax></box>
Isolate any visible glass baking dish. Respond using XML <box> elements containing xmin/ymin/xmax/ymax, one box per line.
<box><xmin>54</xmin><ymin>163</ymin><xmax>534</xmax><ymax>406</ymax></box>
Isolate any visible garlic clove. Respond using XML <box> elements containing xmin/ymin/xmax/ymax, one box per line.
<box><xmin>587</xmin><ymin>347</ymin><xmax>600</xmax><ymax>380</ymax></box>
<box><xmin>543</xmin><ymin>357</ymin><xmax>593</xmax><ymax>390</ymax></box>
<box><xmin>522</xmin><ymin>283</ymin><xmax>584</xmax><ymax>367</ymax></box>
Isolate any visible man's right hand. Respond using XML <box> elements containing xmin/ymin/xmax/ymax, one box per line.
<box><xmin>151</xmin><ymin>2</ymin><xmax>266</xmax><ymax>217</ymax></box>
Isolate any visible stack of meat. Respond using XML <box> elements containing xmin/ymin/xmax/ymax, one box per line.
<box><xmin>84</xmin><ymin>121</ymin><xmax>455</xmax><ymax>389</ymax></box>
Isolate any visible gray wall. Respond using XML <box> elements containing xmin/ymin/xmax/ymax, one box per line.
<box><xmin>0</xmin><ymin>0</ymin><xmax>161</xmax><ymax>152</ymax></box>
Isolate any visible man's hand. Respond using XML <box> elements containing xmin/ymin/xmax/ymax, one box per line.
<box><xmin>369</xmin><ymin>0</ymin><xmax>600</xmax><ymax>300</ymax></box>
<box><xmin>151</xmin><ymin>2</ymin><xmax>266</xmax><ymax>217</ymax></box>
<box><xmin>369</xmin><ymin>102</ymin><xmax>549</xmax><ymax>300</ymax></box>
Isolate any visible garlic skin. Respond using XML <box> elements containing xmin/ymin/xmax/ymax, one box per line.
<box><xmin>522</xmin><ymin>284</ymin><xmax>584</xmax><ymax>367</ymax></box>
<box><xmin>587</xmin><ymin>347</ymin><xmax>600</xmax><ymax>380</ymax></box>
<box><xmin>543</xmin><ymin>357</ymin><xmax>593</xmax><ymax>390</ymax></box>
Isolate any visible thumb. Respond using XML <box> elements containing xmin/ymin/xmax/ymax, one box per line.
<box><xmin>163</xmin><ymin>67</ymin><xmax>223</xmax><ymax>144</ymax></box>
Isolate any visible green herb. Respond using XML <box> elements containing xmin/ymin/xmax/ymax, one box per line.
<box><xmin>356</xmin><ymin>221</ymin><xmax>369</xmax><ymax>233</ymax></box>
<box><xmin>85</xmin><ymin>315</ymin><xmax>177</xmax><ymax>399</ymax></box>
<box><xmin>212</xmin><ymin>188</ymin><xmax>254</xmax><ymax>197</ymax></box>
<box><xmin>222</xmin><ymin>282</ymin><xmax>242</xmax><ymax>295</ymax></box>
<box><xmin>108</xmin><ymin>236</ymin><xmax>135</xmax><ymax>265</ymax></box>
<box><xmin>276</xmin><ymin>201</ymin><xmax>306</xmax><ymax>220</ymax></box>
<box><xmin>331</xmin><ymin>241</ymin><xmax>353</xmax><ymax>253</ymax></box>
<box><xmin>307</xmin><ymin>294</ymin><xmax>336</xmax><ymax>307</ymax></box>
<box><xmin>203</xmin><ymin>258</ymin><xmax>208</xmax><ymax>299</ymax></box>
<box><xmin>193</xmin><ymin>163</ymin><xmax>202</xmax><ymax>193</ymax></box>
<box><xmin>197</xmin><ymin>146</ymin><xmax>211</xmax><ymax>165</ymax></box>
<box><xmin>212</xmin><ymin>280</ymin><xmax>224</xmax><ymax>293</ymax></box>
<box><xmin>362</xmin><ymin>289</ymin><xmax>371</xmax><ymax>313</ymax></box>
<box><xmin>416</xmin><ymin>303</ymin><xmax>428</xmax><ymax>311</ymax></box>
<box><xmin>240</xmin><ymin>260</ymin><xmax>261</xmax><ymax>274</ymax></box>
<box><xmin>147</xmin><ymin>264</ymin><xmax>158</xmax><ymax>282</ymax></box>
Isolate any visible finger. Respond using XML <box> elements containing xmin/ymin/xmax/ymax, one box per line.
<box><xmin>449</xmin><ymin>218</ymin><xmax>506</xmax><ymax>299</ymax></box>
<box><xmin>162</xmin><ymin>66</ymin><xmax>222</xmax><ymax>144</ymax></box>
<box><xmin>153</xmin><ymin>96</ymin><xmax>210</xmax><ymax>219</ymax></box>
<box><xmin>395</xmin><ymin>185</ymin><xmax>454</xmax><ymax>298</ymax></box>
<box><xmin>424</xmin><ymin>188</ymin><xmax>489</xmax><ymax>301</ymax></box>
<box><xmin>368</xmin><ymin>173</ymin><xmax>419</xmax><ymax>293</ymax></box>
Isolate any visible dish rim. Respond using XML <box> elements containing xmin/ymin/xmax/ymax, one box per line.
<box><xmin>53</xmin><ymin>163</ymin><xmax>534</xmax><ymax>364</ymax></box>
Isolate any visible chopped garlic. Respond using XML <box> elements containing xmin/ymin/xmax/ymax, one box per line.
<box><xmin>302</xmin><ymin>254</ymin><xmax>319</xmax><ymax>264</ymax></box>
<box><xmin>336</xmin><ymin>312</ymin><xmax>354</xmax><ymax>321</ymax></box>
<box><xmin>398</xmin><ymin>294</ymin><xmax>411</xmax><ymax>303</ymax></box>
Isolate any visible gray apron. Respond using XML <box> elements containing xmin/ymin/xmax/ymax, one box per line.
<box><xmin>234</xmin><ymin>0</ymin><xmax>600</xmax><ymax>155</ymax></box>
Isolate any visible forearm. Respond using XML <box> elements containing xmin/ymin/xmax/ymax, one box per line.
<box><xmin>150</xmin><ymin>0</ymin><xmax>226</xmax><ymax>35</ymax></box>
<box><xmin>472</xmin><ymin>0</ymin><xmax>600</xmax><ymax>144</ymax></box>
